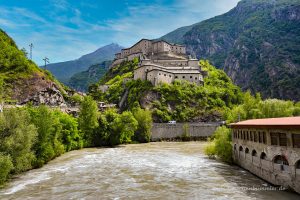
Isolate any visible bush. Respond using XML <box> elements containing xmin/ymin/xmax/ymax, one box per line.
<box><xmin>133</xmin><ymin>108</ymin><xmax>153</xmax><ymax>143</ymax></box>
<box><xmin>181</xmin><ymin>123</ymin><xmax>190</xmax><ymax>141</ymax></box>
<box><xmin>0</xmin><ymin>154</ymin><xmax>13</xmax><ymax>186</ymax></box>
<box><xmin>204</xmin><ymin>126</ymin><xmax>232</xmax><ymax>163</ymax></box>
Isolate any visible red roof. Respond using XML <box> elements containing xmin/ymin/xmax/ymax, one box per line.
<box><xmin>229</xmin><ymin>117</ymin><xmax>300</xmax><ymax>128</ymax></box>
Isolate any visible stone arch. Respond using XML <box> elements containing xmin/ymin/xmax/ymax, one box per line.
<box><xmin>252</xmin><ymin>149</ymin><xmax>257</xmax><ymax>157</ymax></box>
<box><xmin>273</xmin><ymin>155</ymin><xmax>289</xmax><ymax>165</ymax></box>
<box><xmin>239</xmin><ymin>146</ymin><xmax>243</xmax><ymax>152</ymax></box>
<box><xmin>260</xmin><ymin>152</ymin><xmax>267</xmax><ymax>160</ymax></box>
<box><xmin>245</xmin><ymin>148</ymin><xmax>249</xmax><ymax>154</ymax></box>
<box><xmin>295</xmin><ymin>160</ymin><xmax>300</xmax><ymax>169</ymax></box>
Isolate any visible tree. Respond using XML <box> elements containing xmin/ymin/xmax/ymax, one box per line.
<box><xmin>0</xmin><ymin>108</ymin><xmax>37</xmax><ymax>173</ymax></box>
<box><xmin>20</xmin><ymin>48</ymin><xmax>28</xmax><ymax>58</ymax></box>
<box><xmin>28</xmin><ymin>106</ymin><xmax>64</xmax><ymax>167</ymax></box>
<box><xmin>0</xmin><ymin>153</ymin><xmax>13</xmax><ymax>185</ymax></box>
<box><xmin>204</xmin><ymin>126</ymin><xmax>232</xmax><ymax>163</ymax></box>
<box><xmin>133</xmin><ymin>108</ymin><xmax>153</xmax><ymax>143</ymax></box>
<box><xmin>78</xmin><ymin>96</ymin><xmax>98</xmax><ymax>147</ymax></box>
<box><xmin>110</xmin><ymin>111</ymin><xmax>138</xmax><ymax>146</ymax></box>
<box><xmin>54</xmin><ymin>111</ymin><xmax>83</xmax><ymax>151</ymax></box>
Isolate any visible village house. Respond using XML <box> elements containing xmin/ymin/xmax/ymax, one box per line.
<box><xmin>230</xmin><ymin>117</ymin><xmax>300</xmax><ymax>194</ymax></box>
<box><xmin>112</xmin><ymin>39</ymin><xmax>206</xmax><ymax>86</ymax></box>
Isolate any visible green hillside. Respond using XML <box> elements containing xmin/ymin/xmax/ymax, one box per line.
<box><xmin>68</xmin><ymin>61</ymin><xmax>111</xmax><ymax>92</ymax></box>
<box><xmin>89</xmin><ymin>59</ymin><xmax>243</xmax><ymax>122</ymax></box>
<box><xmin>161</xmin><ymin>0</ymin><xmax>300</xmax><ymax>101</ymax></box>
<box><xmin>0</xmin><ymin>29</ymin><xmax>66</xmax><ymax>103</ymax></box>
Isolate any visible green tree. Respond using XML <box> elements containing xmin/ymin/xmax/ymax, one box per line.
<box><xmin>54</xmin><ymin>111</ymin><xmax>83</xmax><ymax>151</ymax></box>
<box><xmin>133</xmin><ymin>108</ymin><xmax>153</xmax><ymax>143</ymax></box>
<box><xmin>110</xmin><ymin>111</ymin><xmax>138</xmax><ymax>146</ymax></box>
<box><xmin>0</xmin><ymin>108</ymin><xmax>37</xmax><ymax>173</ymax></box>
<box><xmin>28</xmin><ymin>106</ymin><xmax>64</xmax><ymax>167</ymax></box>
<box><xmin>0</xmin><ymin>153</ymin><xmax>13</xmax><ymax>185</ymax></box>
<box><xmin>78</xmin><ymin>96</ymin><xmax>98</xmax><ymax>147</ymax></box>
<box><xmin>205</xmin><ymin>126</ymin><xmax>232</xmax><ymax>163</ymax></box>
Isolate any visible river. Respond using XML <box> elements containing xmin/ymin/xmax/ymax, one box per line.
<box><xmin>0</xmin><ymin>142</ymin><xmax>299</xmax><ymax>199</ymax></box>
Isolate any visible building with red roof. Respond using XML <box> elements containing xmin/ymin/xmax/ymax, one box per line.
<box><xmin>230</xmin><ymin>116</ymin><xmax>300</xmax><ymax>194</ymax></box>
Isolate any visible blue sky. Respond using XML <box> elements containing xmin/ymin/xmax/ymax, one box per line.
<box><xmin>0</xmin><ymin>0</ymin><xmax>240</xmax><ymax>65</ymax></box>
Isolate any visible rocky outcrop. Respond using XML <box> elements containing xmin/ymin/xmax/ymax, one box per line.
<box><xmin>12</xmin><ymin>73</ymin><xmax>66</xmax><ymax>106</ymax></box>
<box><xmin>162</xmin><ymin>0</ymin><xmax>300</xmax><ymax>101</ymax></box>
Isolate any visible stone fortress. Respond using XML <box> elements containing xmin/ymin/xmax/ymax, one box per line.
<box><xmin>112</xmin><ymin>39</ymin><xmax>207</xmax><ymax>86</ymax></box>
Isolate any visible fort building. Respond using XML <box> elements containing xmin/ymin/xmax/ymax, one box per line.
<box><xmin>230</xmin><ymin>117</ymin><xmax>300</xmax><ymax>194</ymax></box>
<box><xmin>112</xmin><ymin>39</ymin><xmax>206</xmax><ymax>86</ymax></box>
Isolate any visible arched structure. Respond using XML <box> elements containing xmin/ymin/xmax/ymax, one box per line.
<box><xmin>260</xmin><ymin>152</ymin><xmax>267</xmax><ymax>160</ymax></box>
<box><xmin>252</xmin><ymin>150</ymin><xmax>257</xmax><ymax>157</ymax></box>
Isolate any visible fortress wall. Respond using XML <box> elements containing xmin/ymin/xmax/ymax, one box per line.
<box><xmin>151</xmin><ymin>123</ymin><xmax>219</xmax><ymax>141</ymax></box>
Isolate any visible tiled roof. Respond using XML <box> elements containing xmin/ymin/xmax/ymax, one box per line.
<box><xmin>230</xmin><ymin>117</ymin><xmax>300</xmax><ymax>128</ymax></box>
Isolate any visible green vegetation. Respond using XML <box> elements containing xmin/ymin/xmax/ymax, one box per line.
<box><xmin>78</xmin><ymin>96</ymin><xmax>99</xmax><ymax>147</ymax></box>
<box><xmin>204</xmin><ymin>126</ymin><xmax>232</xmax><ymax>163</ymax></box>
<box><xmin>133</xmin><ymin>108</ymin><xmax>153</xmax><ymax>143</ymax></box>
<box><xmin>162</xmin><ymin>0</ymin><xmax>300</xmax><ymax>101</ymax></box>
<box><xmin>68</xmin><ymin>61</ymin><xmax>111</xmax><ymax>92</ymax></box>
<box><xmin>0</xmin><ymin>29</ymin><xmax>67</xmax><ymax>102</ymax></box>
<box><xmin>89</xmin><ymin>60</ymin><xmax>243</xmax><ymax>122</ymax></box>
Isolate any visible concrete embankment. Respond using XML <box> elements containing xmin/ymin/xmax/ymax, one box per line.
<box><xmin>151</xmin><ymin>123</ymin><xmax>220</xmax><ymax>141</ymax></box>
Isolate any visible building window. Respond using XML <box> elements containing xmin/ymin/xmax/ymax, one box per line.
<box><xmin>279</xmin><ymin>133</ymin><xmax>287</xmax><ymax>146</ymax></box>
<box><xmin>175</xmin><ymin>76</ymin><xmax>178</xmax><ymax>79</ymax></box>
<box><xmin>252</xmin><ymin>150</ymin><xmax>257</xmax><ymax>157</ymax></box>
<box><xmin>239</xmin><ymin>146</ymin><xmax>243</xmax><ymax>152</ymax></box>
<box><xmin>273</xmin><ymin>155</ymin><xmax>289</xmax><ymax>167</ymax></box>
<box><xmin>254</xmin><ymin>132</ymin><xmax>258</xmax><ymax>142</ymax></box>
<box><xmin>296</xmin><ymin>160</ymin><xmax>300</xmax><ymax>169</ymax></box>
<box><xmin>182</xmin><ymin>76</ymin><xmax>185</xmax><ymax>79</ymax></box>
<box><xmin>164</xmin><ymin>74</ymin><xmax>166</xmax><ymax>76</ymax></box>
<box><xmin>159</xmin><ymin>73</ymin><xmax>161</xmax><ymax>75</ymax></box>
<box><xmin>292</xmin><ymin>134</ymin><xmax>300</xmax><ymax>148</ymax></box>
<box><xmin>190</xmin><ymin>76</ymin><xmax>193</xmax><ymax>79</ymax></box>
<box><xmin>262</xmin><ymin>132</ymin><xmax>266</xmax><ymax>144</ymax></box>
<box><xmin>250</xmin><ymin>131</ymin><xmax>253</xmax><ymax>141</ymax></box>
<box><xmin>271</xmin><ymin>132</ymin><xmax>287</xmax><ymax>146</ymax></box>
<box><xmin>271</xmin><ymin>132</ymin><xmax>279</xmax><ymax>145</ymax></box>
<box><xmin>245</xmin><ymin>148</ymin><xmax>249</xmax><ymax>154</ymax></box>
<box><xmin>260</xmin><ymin>152</ymin><xmax>267</xmax><ymax>160</ymax></box>
<box><xmin>195</xmin><ymin>77</ymin><xmax>197</xmax><ymax>80</ymax></box>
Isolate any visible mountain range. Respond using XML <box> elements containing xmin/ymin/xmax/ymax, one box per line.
<box><xmin>161</xmin><ymin>0</ymin><xmax>300</xmax><ymax>101</ymax></box>
<box><xmin>68</xmin><ymin>60</ymin><xmax>112</xmax><ymax>92</ymax></box>
<box><xmin>46</xmin><ymin>43</ymin><xmax>123</xmax><ymax>83</ymax></box>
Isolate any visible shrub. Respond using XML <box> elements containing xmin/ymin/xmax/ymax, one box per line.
<box><xmin>0</xmin><ymin>154</ymin><xmax>13</xmax><ymax>186</ymax></box>
<box><xmin>133</xmin><ymin>108</ymin><xmax>153</xmax><ymax>143</ymax></box>
<box><xmin>204</xmin><ymin>126</ymin><xmax>232</xmax><ymax>163</ymax></box>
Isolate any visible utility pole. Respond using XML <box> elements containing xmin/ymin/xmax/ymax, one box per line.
<box><xmin>43</xmin><ymin>57</ymin><xmax>49</xmax><ymax>70</ymax></box>
<box><xmin>29</xmin><ymin>43</ymin><xmax>34</xmax><ymax>60</ymax></box>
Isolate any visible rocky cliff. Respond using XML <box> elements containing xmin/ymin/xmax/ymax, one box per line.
<box><xmin>161</xmin><ymin>0</ymin><xmax>300</xmax><ymax>101</ymax></box>
<box><xmin>0</xmin><ymin>29</ymin><xmax>67</xmax><ymax>106</ymax></box>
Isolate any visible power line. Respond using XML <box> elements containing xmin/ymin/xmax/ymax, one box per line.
<box><xmin>43</xmin><ymin>57</ymin><xmax>49</xmax><ymax>70</ymax></box>
<box><xmin>29</xmin><ymin>43</ymin><xmax>34</xmax><ymax>60</ymax></box>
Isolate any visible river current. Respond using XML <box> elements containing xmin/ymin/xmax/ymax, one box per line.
<box><xmin>0</xmin><ymin>142</ymin><xmax>299</xmax><ymax>199</ymax></box>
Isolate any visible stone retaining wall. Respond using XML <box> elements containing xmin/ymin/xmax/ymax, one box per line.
<box><xmin>151</xmin><ymin>123</ymin><xmax>219</xmax><ymax>141</ymax></box>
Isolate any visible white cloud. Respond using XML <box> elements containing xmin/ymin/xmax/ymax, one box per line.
<box><xmin>0</xmin><ymin>0</ymin><xmax>240</xmax><ymax>65</ymax></box>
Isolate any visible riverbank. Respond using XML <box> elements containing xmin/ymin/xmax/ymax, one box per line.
<box><xmin>0</xmin><ymin>142</ymin><xmax>299</xmax><ymax>199</ymax></box>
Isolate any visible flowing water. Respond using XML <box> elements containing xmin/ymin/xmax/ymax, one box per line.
<box><xmin>0</xmin><ymin>142</ymin><xmax>299</xmax><ymax>200</ymax></box>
